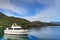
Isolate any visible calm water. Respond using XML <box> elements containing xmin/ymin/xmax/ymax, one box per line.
<box><xmin>0</xmin><ymin>26</ymin><xmax>60</xmax><ymax>40</ymax></box>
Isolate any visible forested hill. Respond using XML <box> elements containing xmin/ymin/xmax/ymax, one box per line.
<box><xmin>0</xmin><ymin>12</ymin><xmax>60</xmax><ymax>29</ymax></box>
<box><xmin>0</xmin><ymin>12</ymin><xmax>31</xmax><ymax>28</ymax></box>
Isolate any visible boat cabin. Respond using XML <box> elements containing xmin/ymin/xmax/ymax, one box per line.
<box><xmin>6</xmin><ymin>23</ymin><xmax>22</xmax><ymax>30</ymax></box>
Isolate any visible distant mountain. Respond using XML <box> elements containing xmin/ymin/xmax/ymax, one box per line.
<box><xmin>51</xmin><ymin>22</ymin><xmax>60</xmax><ymax>24</ymax></box>
<box><xmin>31</xmin><ymin>21</ymin><xmax>60</xmax><ymax>26</ymax></box>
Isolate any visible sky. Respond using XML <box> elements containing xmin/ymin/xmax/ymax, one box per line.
<box><xmin>0</xmin><ymin>0</ymin><xmax>60</xmax><ymax>22</ymax></box>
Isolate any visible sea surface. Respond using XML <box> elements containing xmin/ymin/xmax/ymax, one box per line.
<box><xmin>0</xmin><ymin>26</ymin><xmax>60</xmax><ymax>40</ymax></box>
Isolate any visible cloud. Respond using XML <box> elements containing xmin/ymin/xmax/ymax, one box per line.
<box><xmin>37</xmin><ymin>0</ymin><xmax>55</xmax><ymax>7</ymax></box>
<box><xmin>25</xmin><ymin>0</ymin><xmax>60</xmax><ymax>22</ymax></box>
<box><xmin>0</xmin><ymin>0</ymin><xmax>60</xmax><ymax>22</ymax></box>
<box><xmin>25</xmin><ymin>8</ymin><xmax>57</xmax><ymax>22</ymax></box>
<box><xmin>0</xmin><ymin>0</ymin><xmax>29</xmax><ymax>16</ymax></box>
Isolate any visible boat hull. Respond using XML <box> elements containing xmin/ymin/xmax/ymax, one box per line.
<box><xmin>4</xmin><ymin>30</ymin><xmax>28</xmax><ymax>35</ymax></box>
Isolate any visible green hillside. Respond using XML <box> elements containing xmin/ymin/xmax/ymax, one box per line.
<box><xmin>0</xmin><ymin>12</ymin><xmax>31</xmax><ymax>29</ymax></box>
<box><xmin>0</xmin><ymin>12</ymin><xmax>59</xmax><ymax>29</ymax></box>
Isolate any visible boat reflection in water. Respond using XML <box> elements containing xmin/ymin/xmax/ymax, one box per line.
<box><xmin>4</xmin><ymin>34</ymin><xmax>29</xmax><ymax>40</ymax></box>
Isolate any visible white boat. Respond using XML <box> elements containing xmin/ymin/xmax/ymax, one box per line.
<box><xmin>4</xmin><ymin>23</ymin><xmax>28</xmax><ymax>35</ymax></box>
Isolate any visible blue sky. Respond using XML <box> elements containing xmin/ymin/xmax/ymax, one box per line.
<box><xmin>0</xmin><ymin>0</ymin><xmax>60</xmax><ymax>22</ymax></box>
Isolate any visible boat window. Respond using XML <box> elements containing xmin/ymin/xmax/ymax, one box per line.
<box><xmin>14</xmin><ymin>28</ymin><xmax>21</xmax><ymax>30</ymax></box>
<box><xmin>8</xmin><ymin>28</ymin><xmax>13</xmax><ymax>30</ymax></box>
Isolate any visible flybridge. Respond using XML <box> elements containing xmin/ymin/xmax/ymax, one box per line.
<box><xmin>11</xmin><ymin>23</ymin><xmax>22</xmax><ymax>28</ymax></box>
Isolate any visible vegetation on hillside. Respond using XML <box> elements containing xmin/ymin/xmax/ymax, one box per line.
<box><xmin>0</xmin><ymin>12</ymin><xmax>60</xmax><ymax>29</ymax></box>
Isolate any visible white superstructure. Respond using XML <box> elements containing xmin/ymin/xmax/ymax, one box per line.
<box><xmin>4</xmin><ymin>23</ymin><xmax>28</xmax><ymax>34</ymax></box>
